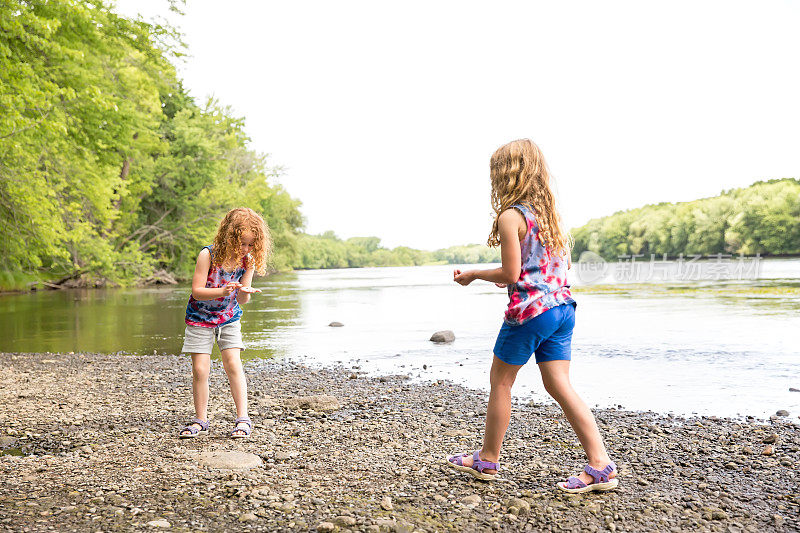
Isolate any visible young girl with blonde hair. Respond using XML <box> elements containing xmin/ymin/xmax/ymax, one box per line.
<box><xmin>178</xmin><ymin>207</ymin><xmax>271</xmax><ymax>439</ymax></box>
<box><xmin>447</xmin><ymin>139</ymin><xmax>618</xmax><ymax>493</ymax></box>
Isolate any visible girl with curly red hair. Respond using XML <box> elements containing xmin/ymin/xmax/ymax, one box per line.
<box><xmin>178</xmin><ymin>207</ymin><xmax>272</xmax><ymax>439</ymax></box>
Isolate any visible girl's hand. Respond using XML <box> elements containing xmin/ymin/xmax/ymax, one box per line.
<box><xmin>454</xmin><ymin>270</ymin><xmax>477</xmax><ymax>286</ymax></box>
<box><xmin>238</xmin><ymin>286</ymin><xmax>261</xmax><ymax>294</ymax></box>
<box><xmin>222</xmin><ymin>281</ymin><xmax>242</xmax><ymax>296</ymax></box>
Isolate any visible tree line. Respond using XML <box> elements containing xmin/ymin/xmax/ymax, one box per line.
<box><xmin>571</xmin><ymin>178</ymin><xmax>800</xmax><ymax>260</ymax></box>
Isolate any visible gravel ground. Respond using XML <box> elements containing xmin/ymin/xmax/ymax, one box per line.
<box><xmin>0</xmin><ymin>352</ymin><xmax>798</xmax><ymax>532</ymax></box>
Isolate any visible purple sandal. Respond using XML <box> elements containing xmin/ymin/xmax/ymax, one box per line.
<box><xmin>231</xmin><ymin>416</ymin><xmax>252</xmax><ymax>438</ymax></box>
<box><xmin>446</xmin><ymin>450</ymin><xmax>499</xmax><ymax>481</ymax></box>
<box><xmin>557</xmin><ymin>462</ymin><xmax>618</xmax><ymax>493</ymax></box>
<box><xmin>179</xmin><ymin>418</ymin><xmax>209</xmax><ymax>439</ymax></box>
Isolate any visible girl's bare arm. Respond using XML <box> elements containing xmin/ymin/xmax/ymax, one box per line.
<box><xmin>236</xmin><ymin>268</ymin><xmax>258</xmax><ymax>305</ymax></box>
<box><xmin>190</xmin><ymin>249</ymin><xmax>239</xmax><ymax>300</ymax></box>
<box><xmin>454</xmin><ymin>209</ymin><xmax>524</xmax><ymax>286</ymax></box>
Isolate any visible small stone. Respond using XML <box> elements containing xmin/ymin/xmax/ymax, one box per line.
<box><xmin>239</xmin><ymin>513</ymin><xmax>257</xmax><ymax>522</ymax></box>
<box><xmin>316</xmin><ymin>522</ymin><xmax>335</xmax><ymax>532</ymax></box>
<box><xmin>195</xmin><ymin>451</ymin><xmax>263</xmax><ymax>470</ymax></box>
<box><xmin>429</xmin><ymin>330</ymin><xmax>455</xmax><ymax>343</ymax></box>
<box><xmin>284</xmin><ymin>395</ymin><xmax>341</xmax><ymax>412</ymax></box>
<box><xmin>789</xmin><ymin>388</ymin><xmax>800</xmax><ymax>393</ymax></box>
<box><xmin>505</xmin><ymin>497</ymin><xmax>530</xmax><ymax>515</ymax></box>
<box><xmin>146</xmin><ymin>519</ymin><xmax>171</xmax><ymax>528</ymax></box>
<box><xmin>712</xmin><ymin>510</ymin><xmax>729</xmax><ymax>520</ymax></box>
<box><xmin>763</xmin><ymin>434</ymin><xmax>779</xmax><ymax>444</ymax></box>
<box><xmin>0</xmin><ymin>436</ymin><xmax>16</xmax><ymax>448</ymax></box>
<box><xmin>637</xmin><ymin>478</ymin><xmax>649</xmax><ymax>486</ymax></box>
<box><xmin>333</xmin><ymin>515</ymin><xmax>357</xmax><ymax>527</ymax></box>
<box><xmin>380</xmin><ymin>496</ymin><xmax>393</xmax><ymax>511</ymax></box>
<box><xmin>775</xmin><ymin>410</ymin><xmax>789</xmax><ymax>417</ymax></box>
<box><xmin>762</xmin><ymin>445</ymin><xmax>774</xmax><ymax>456</ymax></box>
<box><xmin>328</xmin><ymin>322</ymin><xmax>344</xmax><ymax>327</ymax></box>
<box><xmin>463</xmin><ymin>494</ymin><xmax>481</xmax><ymax>507</ymax></box>
<box><xmin>443</xmin><ymin>429</ymin><xmax>471</xmax><ymax>437</ymax></box>
<box><xmin>275</xmin><ymin>451</ymin><xmax>297</xmax><ymax>461</ymax></box>
<box><xmin>742</xmin><ymin>446</ymin><xmax>753</xmax><ymax>455</ymax></box>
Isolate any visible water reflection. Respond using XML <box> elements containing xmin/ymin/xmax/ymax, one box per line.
<box><xmin>0</xmin><ymin>272</ymin><xmax>302</xmax><ymax>359</ymax></box>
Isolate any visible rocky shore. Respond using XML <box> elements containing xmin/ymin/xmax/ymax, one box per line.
<box><xmin>0</xmin><ymin>352</ymin><xmax>798</xmax><ymax>532</ymax></box>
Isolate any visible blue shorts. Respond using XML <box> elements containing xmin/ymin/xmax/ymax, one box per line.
<box><xmin>493</xmin><ymin>303</ymin><xmax>576</xmax><ymax>366</ymax></box>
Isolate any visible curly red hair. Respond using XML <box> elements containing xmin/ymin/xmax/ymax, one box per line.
<box><xmin>212</xmin><ymin>208</ymin><xmax>272</xmax><ymax>276</ymax></box>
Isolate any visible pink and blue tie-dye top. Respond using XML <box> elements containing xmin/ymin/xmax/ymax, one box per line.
<box><xmin>185</xmin><ymin>246</ymin><xmax>246</xmax><ymax>328</ymax></box>
<box><xmin>504</xmin><ymin>204</ymin><xmax>576</xmax><ymax>325</ymax></box>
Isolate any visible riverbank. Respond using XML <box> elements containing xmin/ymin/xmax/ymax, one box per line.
<box><xmin>0</xmin><ymin>353</ymin><xmax>797</xmax><ymax>532</ymax></box>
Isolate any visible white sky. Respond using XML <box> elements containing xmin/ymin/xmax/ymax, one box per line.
<box><xmin>115</xmin><ymin>0</ymin><xmax>800</xmax><ymax>250</ymax></box>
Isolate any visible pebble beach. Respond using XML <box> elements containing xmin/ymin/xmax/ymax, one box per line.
<box><xmin>0</xmin><ymin>352</ymin><xmax>798</xmax><ymax>532</ymax></box>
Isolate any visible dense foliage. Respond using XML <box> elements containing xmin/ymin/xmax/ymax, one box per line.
<box><xmin>1</xmin><ymin>0</ymin><xmax>304</xmax><ymax>287</ymax></box>
<box><xmin>1</xmin><ymin>2</ymin><xmax>794</xmax><ymax>291</ymax></box>
<box><xmin>572</xmin><ymin>179</ymin><xmax>800</xmax><ymax>260</ymax></box>
<box><xmin>0</xmin><ymin>0</ymin><xmax>498</xmax><ymax>290</ymax></box>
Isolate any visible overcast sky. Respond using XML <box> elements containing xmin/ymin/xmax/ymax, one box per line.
<box><xmin>115</xmin><ymin>0</ymin><xmax>800</xmax><ymax>250</ymax></box>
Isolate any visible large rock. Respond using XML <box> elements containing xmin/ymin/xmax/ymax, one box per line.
<box><xmin>195</xmin><ymin>451</ymin><xmax>262</xmax><ymax>470</ymax></box>
<box><xmin>0</xmin><ymin>436</ymin><xmax>16</xmax><ymax>449</ymax></box>
<box><xmin>284</xmin><ymin>395</ymin><xmax>341</xmax><ymax>412</ymax></box>
<box><xmin>430</xmin><ymin>330</ymin><xmax>455</xmax><ymax>343</ymax></box>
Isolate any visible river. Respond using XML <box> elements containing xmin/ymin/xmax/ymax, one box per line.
<box><xmin>2</xmin><ymin>258</ymin><xmax>798</xmax><ymax>420</ymax></box>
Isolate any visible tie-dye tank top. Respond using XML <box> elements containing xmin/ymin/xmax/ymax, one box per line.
<box><xmin>504</xmin><ymin>204</ymin><xmax>576</xmax><ymax>325</ymax></box>
<box><xmin>185</xmin><ymin>246</ymin><xmax>246</xmax><ymax>328</ymax></box>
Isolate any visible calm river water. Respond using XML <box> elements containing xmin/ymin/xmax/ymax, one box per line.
<box><xmin>2</xmin><ymin>259</ymin><xmax>799</xmax><ymax>420</ymax></box>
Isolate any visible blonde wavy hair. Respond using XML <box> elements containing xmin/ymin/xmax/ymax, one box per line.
<box><xmin>488</xmin><ymin>139</ymin><xmax>572</xmax><ymax>256</ymax></box>
<box><xmin>212</xmin><ymin>207</ymin><xmax>272</xmax><ymax>276</ymax></box>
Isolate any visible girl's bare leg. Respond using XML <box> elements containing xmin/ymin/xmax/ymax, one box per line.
<box><xmin>180</xmin><ymin>353</ymin><xmax>210</xmax><ymax>436</ymax></box>
<box><xmin>220</xmin><ymin>348</ymin><xmax>249</xmax><ymax>435</ymax></box>
<box><xmin>538</xmin><ymin>359</ymin><xmax>614</xmax><ymax>485</ymax></box>
<box><xmin>458</xmin><ymin>355</ymin><xmax>522</xmax><ymax>474</ymax></box>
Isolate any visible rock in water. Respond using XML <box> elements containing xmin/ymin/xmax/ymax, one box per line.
<box><xmin>328</xmin><ymin>321</ymin><xmax>344</xmax><ymax>327</ymax></box>
<box><xmin>430</xmin><ymin>330</ymin><xmax>455</xmax><ymax>343</ymax></box>
<box><xmin>195</xmin><ymin>451</ymin><xmax>263</xmax><ymax>470</ymax></box>
<box><xmin>284</xmin><ymin>395</ymin><xmax>341</xmax><ymax>412</ymax></box>
<box><xmin>775</xmin><ymin>409</ymin><xmax>789</xmax><ymax>417</ymax></box>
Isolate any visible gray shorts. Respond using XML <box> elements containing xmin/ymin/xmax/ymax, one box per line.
<box><xmin>181</xmin><ymin>320</ymin><xmax>246</xmax><ymax>354</ymax></box>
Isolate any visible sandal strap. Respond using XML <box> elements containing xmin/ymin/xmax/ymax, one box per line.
<box><xmin>447</xmin><ymin>453</ymin><xmax>468</xmax><ymax>467</ymax></box>
<box><xmin>565</xmin><ymin>475</ymin><xmax>587</xmax><ymax>489</ymax></box>
<box><xmin>234</xmin><ymin>417</ymin><xmax>251</xmax><ymax>427</ymax></box>
<box><xmin>584</xmin><ymin>461</ymin><xmax>616</xmax><ymax>484</ymax></box>
<box><xmin>471</xmin><ymin>450</ymin><xmax>499</xmax><ymax>473</ymax></box>
<box><xmin>188</xmin><ymin>418</ymin><xmax>209</xmax><ymax>431</ymax></box>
